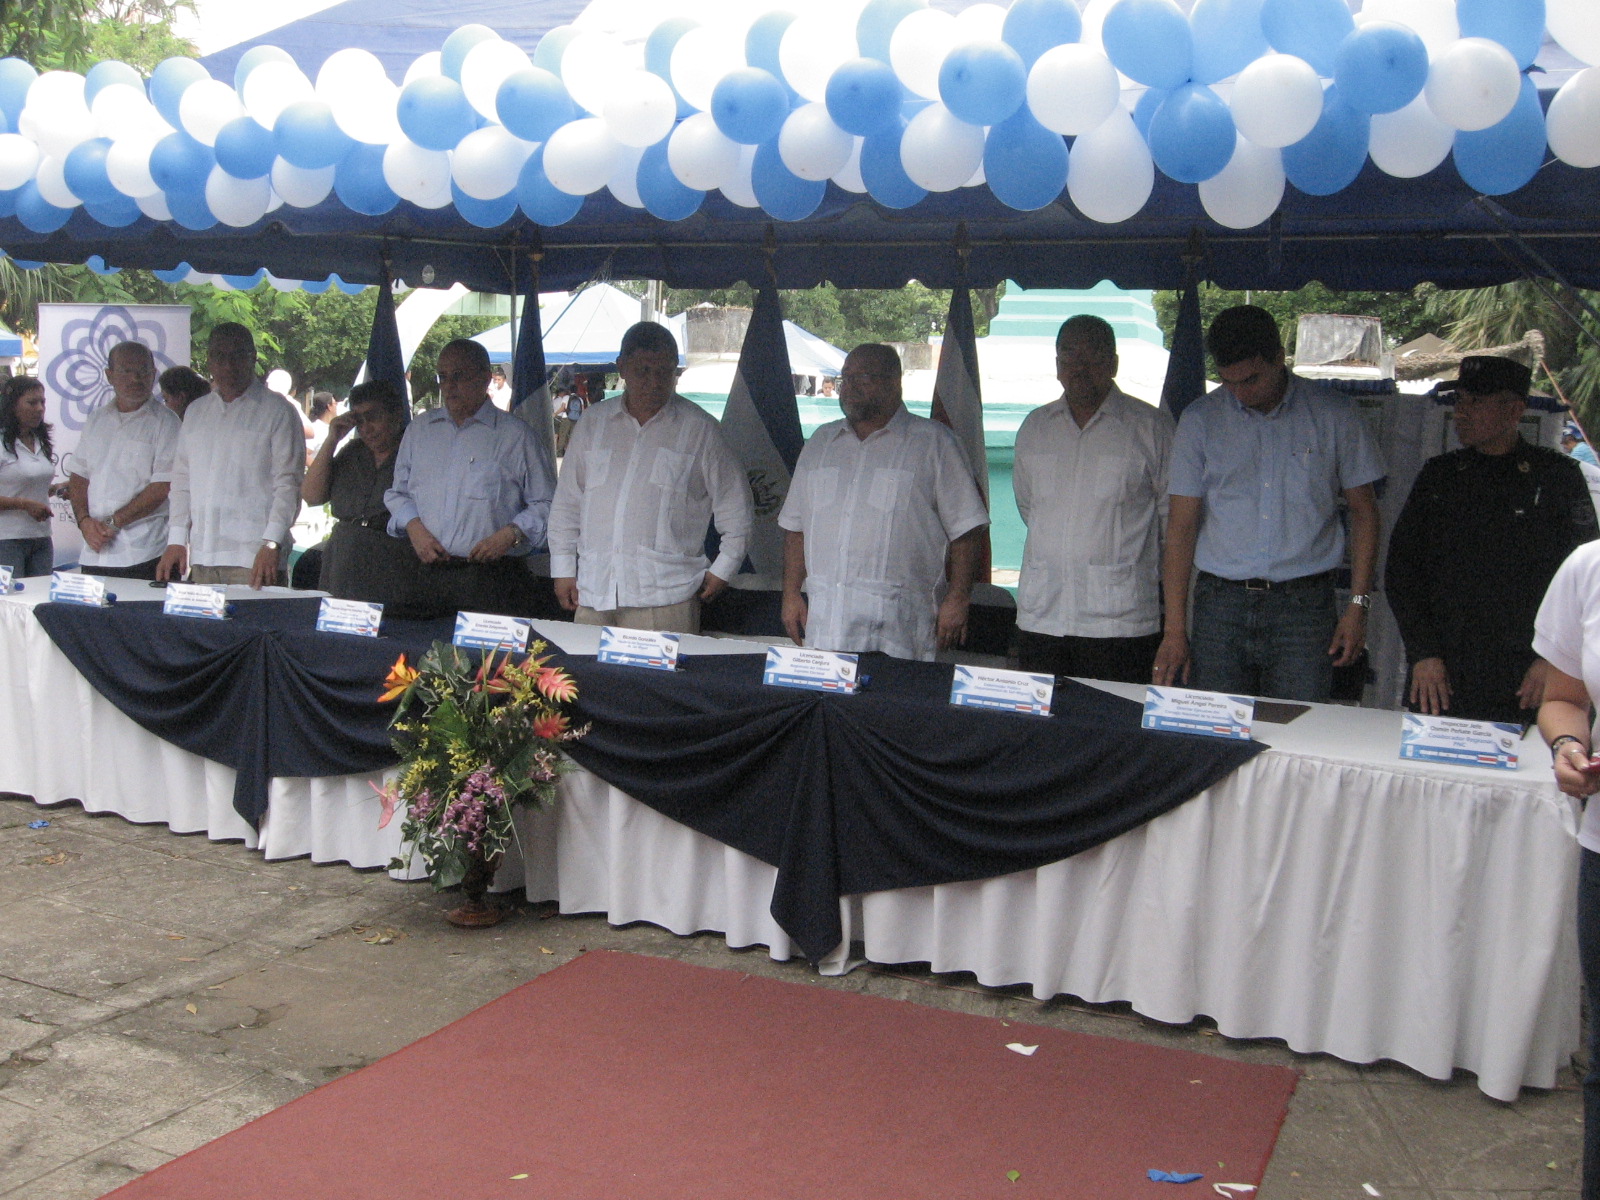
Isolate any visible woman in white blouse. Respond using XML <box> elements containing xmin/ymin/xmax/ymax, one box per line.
<box><xmin>0</xmin><ymin>376</ymin><xmax>55</xmax><ymax>577</ymax></box>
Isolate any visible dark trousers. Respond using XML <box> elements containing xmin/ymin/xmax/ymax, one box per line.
<box><xmin>1581</xmin><ymin>849</ymin><xmax>1600</xmax><ymax>1198</ymax></box>
<box><xmin>387</xmin><ymin>559</ymin><xmax>565</xmax><ymax>622</ymax></box>
<box><xmin>1016</xmin><ymin>629</ymin><xmax>1162</xmax><ymax>684</ymax></box>
<box><xmin>1189</xmin><ymin>572</ymin><xmax>1337</xmax><ymax>702</ymax></box>
<box><xmin>87</xmin><ymin>557</ymin><xmax>161</xmax><ymax>581</ymax></box>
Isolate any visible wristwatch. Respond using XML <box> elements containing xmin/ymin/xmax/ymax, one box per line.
<box><xmin>1348</xmin><ymin>593</ymin><xmax>1372</xmax><ymax>609</ymax></box>
<box><xmin>261</xmin><ymin>539</ymin><xmax>281</xmax><ymax>552</ymax></box>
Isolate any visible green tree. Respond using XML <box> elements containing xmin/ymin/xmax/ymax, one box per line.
<box><xmin>663</xmin><ymin>281</ymin><xmax>996</xmax><ymax>346</ymax></box>
<box><xmin>1152</xmin><ymin>282</ymin><xmax>1438</xmax><ymax>354</ymax></box>
<box><xmin>2</xmin><ymin>0</ymin><xmax>191</xmax><ymax>70</ymax></box>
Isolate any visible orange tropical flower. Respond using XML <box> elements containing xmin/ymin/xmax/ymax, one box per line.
<box><xmin>535</xmin><ymin>666</ymin><xmax>577</xmax><ymax>703</ymax></box>
<box><xmin>378</xmin><ymin>654</ymin><xmax>419</xmax><ymax>703</ymax></box>
<box><xmin>369</xmin><ymin>779</ymin><xmax>400</xmax><ymax>829</ymax></box>
<box><xmin>531</xmin><ymin>712</ymin><xmax>569</xmax><ymax>739</ymax></box>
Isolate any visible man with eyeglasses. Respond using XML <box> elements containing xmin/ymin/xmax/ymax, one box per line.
<box><xmin>779</xmin><ymin>343</ymin><xmax>988</xmax><ymax>661</ymax></box>
<box><xmin>1013</xmin><ymin>314</ymin><xmax>1174</xmax><ymax>683</ymax></box>
<box><xmin>382</xmin><ymin>338</ymin><xmax>555</xmax><ymax>619</ymax></box>
<box><xmin>549</xmin><ymin>321</ymin><xmax>751</xmax><ymax>634</ymax></box>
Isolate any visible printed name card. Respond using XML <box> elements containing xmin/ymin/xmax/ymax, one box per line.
<box><xmin>0</xmin><ymin>565</ymin><xmax>13</xmax><ymax>593</ymax></box>
<box><xmin>1400</xmin><ymin>712</ymin><xmax>1521</xmax><ymax>770</ymax></box>
<box><xmin>950</xmin><ymin>664</ymin><xmax>1054</xmax><ymax>716</ymax></box>
<box><xmin>316</xmin><ymin>598</ymin><xmax>383</xmax><ymax>637</ymax></box>
<box><xmin>50</xmin><ymin>571</ymin><xmax>110</xmax><ymax>607</ymax></box>
<box><xmin>162</xmin><ymin>582</ymin><xmax>229</xmax><ymax>619</ymax></box>
<box><xmin>1142</xmin><ymin>686</ymin><xmax>1255</xmax><ymax>740</ymax></box>
<box><xmin>452</xmin><ymin>610</ymin><xmax>532</xmax><ymax>653</ymax></box>
<box><xmin>763</xmin><ymin>645</ymin><xmax>860</xmax><ymax>694</ymax></box>
<box><xmin>597</xmin><ymin>626</ymin><xmax>680</xmax><ymax>670</ymax></box>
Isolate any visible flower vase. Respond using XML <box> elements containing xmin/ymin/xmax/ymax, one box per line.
<box><xmin>445</xmin><ymin>852</ymin><xmax>506</xmax><ymax>928</ymax></box>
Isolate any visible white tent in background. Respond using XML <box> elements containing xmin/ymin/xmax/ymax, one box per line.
<box><xmin>673</xmin><ymin>318</ymin><xmax>848</xmax><ymax>395</ymax></box>
<box><xmin>472</xmin><ymin>283</ymin><xmax>675</xmax><ymax>366</ymax></box>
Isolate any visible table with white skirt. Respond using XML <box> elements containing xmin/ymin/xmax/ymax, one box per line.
<box><xmin>0</xmin><ymin>583</ymin><xmax>1580</xmax><ymax>1101</ymax></box>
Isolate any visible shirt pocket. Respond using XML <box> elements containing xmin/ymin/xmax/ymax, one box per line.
<box><xmin>462</xmin><ymin>461</ymin><xmax>499</xmax><ymax>501</ymax></box>
<box><xmin>868</xmin><ymin>467</ymin><xmax>911</xmax><ymax>512</ymax></box>
<box><xmin>1091</xmin><ymin>451</ymin><xmax>1138</xmax><ymax>501</ymax></box>
<box><xmin>584</xmin><ymin>448</ymin><xmax>612</xmax><ymax>489</ymax></box>
<box><xmin>649</xmin><ymin>448</ymin><xmax>692</xmax><ymax>490</ymax></box>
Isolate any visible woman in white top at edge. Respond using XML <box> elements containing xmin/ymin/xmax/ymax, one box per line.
<box><xmin>0</xmin><ymin>376</ymin><xmax>56</xmax><ymax>578</ymax></box>
<box><xmin>1535</xmin><ymin>539</ymin><xmax>1600</xmax><ymax>1200</ymax></box>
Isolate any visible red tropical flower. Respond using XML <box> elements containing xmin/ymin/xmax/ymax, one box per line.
<box><xmin>531</xmin><ymin>712</ymin><xmax>569</xmax><ymax>740</ymax></box>
<box><xmin>535</xmin><ymin>666</ymin><xmax>577</xmax><ymax>703</ymax></box>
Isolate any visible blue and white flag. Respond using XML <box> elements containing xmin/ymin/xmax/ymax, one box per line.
<box><xmin>510</xmin><ymin>285</ymin><xmax>558</xmax><ymax>490</ymax></box>
<box><xmin>1161</xmin><ymin>278</ymin><xmax>1206</xmax><ymax>421</ymax></box>
<box><xmin>365</xmin><ymin>277</ymin><xmax>407</xmax><ymax>416</ymax></box>
<box><xmin>719</xmin><ymin>287</ymin><xmax>805</xmax><ymax>579</ymax></box>
<box><xmin>930</xmin><ymin>286</ymin><xmax>991</xmax><ymax>580</ymax></box>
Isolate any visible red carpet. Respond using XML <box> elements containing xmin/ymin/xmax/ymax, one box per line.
<box><xmin>108</xmin><ymin>951</ymin><xmax>1298</xmax><ymax>1199</ymax></box>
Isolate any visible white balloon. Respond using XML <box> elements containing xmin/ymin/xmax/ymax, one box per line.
<box><xmin>0</xmin><ymin>133</ymin><xmax>39</xmax><ymax>190</ymax></box>
<box><xmin>890</xmin><ymin>10</ymin><xmax>958</xmax><ymax>101</ymax></box>
<box><xmin>382</xmin><ymin>138</ymin><xmax>453</xmax><ymax>207</ymax></box>
<box><xmin>953</xmin><ymin>3</ymin><xmax>1007</xmax><ymax>44</ymax></box>
<box><xmin>720</xmin><ymin>143</ymin><xmax>760</xmax><ymax>206</ymax></box>
<box><xmin>179</xmin><ymin>79</ymin><xmax>246</xmax><ymax>147</ymax></box>
<box><xmin>317</xmin><ymin>48</ymin><xmax>387</xmax><ymax>94</ymax></box>
<box><xmin>899</xmin><ymin>104</ymin><xmax>984</xmax><ymax>191</ymax></box>
<box><xmin>964</xmin><ymin>159</ymin><xmax>986</xmax><ymax>187</ymax></box>
<box><xmin>461</xmin><ymin>39</ymin><xmax>533</xmax><ymax>120</ymax></box>
<box><xmin>1424</xmin><ymin>38</ymin><xmax>1520</xmax><ymax>131</ymax></box>
<box><xmin>780</xmin><ymin>14</ymin><xmax>857</xmax><ymax>104</ymax></box>
<box><xmin>1369</xmin><ymin>91</ymin><xmax>1454</xmax><ymax>176</ymax></box>
<box><xmin>607</xmin><ymin>143</ymin><xmax>646</xmax><ymax>207</ymax></box>
<box><xmin>135</xmin><ymin>190</ymin><xmax>172</xmax><ymax>221</ymax></box>
<box><xmin>1079</xmin><ymin>0</ymin><xmax>1116</xmax><ymax>54</ymax></box>
<box><xmin>604</xmin><ymin>71</ymin><xmax>678</xmax><ymax>148</ymax></box>
<box><xmin>106</xmin><ymin>135</ymin><xmax>159</xmax><ymax>197</ymax></box>
<box><xmin>778</xmin><ymin>102</ymin><xmax>853</xmax><ymax>180</ymax></box>
<box><xmin>832</xmin><ymin>136</ymin><xmax>867</xmax><ymax>192</ymax></box>
<box><xmin>542</xmin><ymin>116</ymin><xmax>622</xmax><ymax>194</ymax></box>
<box><xmin>672</xmin><ymin>27</ymin><xmax>746</xmax><ymax>112</ymax></box>
<box><xmin>1230</xmin><ymin>54</ymin><xmax>1323</xmax><ymax>149</ymax></box>
<box><xmin>243</xmin><ymin>61</ymin><xmax>315</xmax><ymax>130</ymax></box>
<box><xmin>26</xmin><ymin>78</ymin><xmax>94</xmax><ymax>160</ymax></box>
<box><xmin>1027</xmin><ymin>44</ymin><xmax>1119</xmax><ymax>136</ymax></box>
<box><xmin>1066</xmin><ymin>108</ymin><xmax>1152</xmax><ymax>223</ymax></box>
<box><xmin>669</xmin><ymin>112</ymin><xmax>742</xmax><ymax>189</ymax></box>
<box><xmin>562</xmin><ymin>33</ymin><xmax>627</xmax><ymax>117</ymax></box>
<box><xmin>451</xmin><ymin>124</ymin><xmax>535</xmax><ymax>198</ymax></box>
<box><xmin>404</xmin><ymin>52</ymin><xmax>443</xmax><ymax>85</ymax></box>
<box><xmin>328</xmin><ymin>78</ymin><xmax>401</xmax><ymax>145</ymax></box>
<box><xmin>1198</xmin><ymin>135</ymin><xmax>1284</xmax><ymax>228</ymax></box>
<box><xmin>265</xmin><ymin>189</ymin><xmax>284</xmax><ymax>213</ymax></box>
<box><xmin>15</xmin><ymin>108</ymin><xmax>37</xmax><ymax>143</ymax></box>
<box><xmin>205</xmin><ymin>164</ymin><xmax>271</xmax><ymax>226</ymax></box>
<box><xmin>27</xmin><ymin>70</ymin><xmax>86</xmax><ymax>114</ymax></box>
<box><xmin>34</xmin><ymin>155</ymin><xmax>80</xmax><ymax>208</ymax></box>
<box><xmin>91</xmin><ymin>84</ymin><xmax>156</xmax><ymax>141</ymax></box>
<box><xmin>270</xmin><ymin>157</ymin><xmax>336</xmax><ymax>206</ymax></box>
<box><xmin>1549</xmin><ymin>0</ymin><xmax>1600</xmax><ymax>67</ymax></box>
<box><xmin>1359</xmin><ymin>0</ymin><xmax>1458</xmax><ymax>58</ymax></box>
<box><xmin>1547</xmin><ymin>67</ymin><xmax>1600</xmax><ymax>168</ymax></box>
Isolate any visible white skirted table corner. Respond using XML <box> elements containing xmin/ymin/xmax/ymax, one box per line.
<box><xmin>0</xmin><ymin>586</ymin><xmax>1580</xmax><ymax>1101</ymax></box>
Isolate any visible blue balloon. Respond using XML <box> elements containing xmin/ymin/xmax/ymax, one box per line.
<box><xmin>1147</xmin><ymin>84</ymin><xmax>1235</xmax><ymax>183</ymax></box>
<box><xmin>826</xmin><ymin>58</ymin><xmax>903</xmax><ymax>137</ymax></box>
<box><xmin>983</xmin><ymin>108</ymin><xmax>1067</xmax><ymax>210</ymax></box>
<box><xmin>397</xmin><ymin>76</ymin><xmax>475</xmax><ymax>151</ymax></box>
<box><xmin>83</xmin><ymin>195</ymin><xmax>140</xmax><ymax>227</ymax></box>
<box><xmin>334</xmin><ymin>143</ymin><xmax>398</xmax><ymax>215</ymax></box>
<box><xmin>63</xmin><ymin>138</ymin><xmax>118</xmax><ymax>205</ymax></box>
<box><xmin>1260</xmin><ymin>0</ymin><xmax>1353</xmax><ymax>77</ymax></box>
<box><xmin>860</xmin><ymin>125</ymin><xmax>926</xmax><ymax>209</ymax></box>
<box><xmin>1132</xmin><ymin>87</ymin><xmax>1169</xmax><ymax>139</ymax></box>
<box><xmin>148</xmin><ymin>58</ymin><xmax>210</xmax><ymax>129</ymax></box>
<box><xmin>712</xmin><ymin>68</ymin><xmax>790</xmax><ymax>146</ymax></box>
<box><xmin>939</xmin><ymin>42</ymin><xmax>1027</xmax><ymax>127</ymax></box>
<box><xmin>0</xmin><ymin>59</ymin><xmax>36</xmax><ymax>125</ymax></box>
<box><xmin>746</xmin><ymin>12</ymin><xmax>797</xmax><ymax>79</ymax></box>
<box><xmin>1102</xmin><ymin>0</ymin><xmax>1193</xmax><ymax>91</ymax></box>
<box><xmin>1454</xmin><ymin>75</ymin><xmax>1545</xmax><ymax>196</ymax></box>
<box><xmin>232</xmin><ymin>45</ymin><xmax>294</xmax><ymax>92</ymax></box>
<box><xmin>648</xmin><ymin>17</ymin><xmax>702</xmax><ymax>118</ymax></box>
<box><xmin>441</xmin><ymin>25</ymin><xmax>498</xmax><ymax>82</ymax></box>
<box><xmin>85</xmin><ymin>60</ymin><xmax>142</xmax><ymax>105</ymax></box>
<box><xmin>214</xmin><ymin>116</ymin><xmax>275</xmax><ymax>179</ymax></box>
<box><xmin>751</xmin><ymin>140</ymin><xmax>826</xmax><ymax>221</ymax></box>
<box><xmin>221</xmin><ymin>270</ymin><xmax>266</xmax><ymax>290</ymax></box>
<box><xmin>0</xmin><ymin>187</ymin><xmax>18</xmax><ymax>219</ymax></box>
<box><xmin>1281</xmin><ymin>85</ymin><xmax>1369</xmax><ymax>195</ymax></box>
<box><xmin>532</xmin><ymin>25</ymin><xmax>578</xmax><ymax>74</ymax></box>
<box><xmin>274</xmin><ymin>100</ymin><xmax>354</xmax><ymax>170</ymax></box>
<box><xmin>1189</xmin><ymin>0</ymin><xmax>1268</xmax><ymax>85</ymax></box>
<box><xmin>153</xmin><ymin>262</ymin><xmax>192</xmax><ymax>284</ymax></box>
<box><xmin>496</xmin><ymin>68</ymin><xmax>578</xmax><ymax>142</ymax></box>
<box><xmin>15</xmin><ymin>181</ymin><xmax>72</xmax><ymax>233</ymax></box>
<box><xmin>85</xmin><ymin>255</ymin><xmax>118</xmax><ymax>273</ymax></box>
<box><xmin>165</xmin><ymin>185</ymin><xmax>218</xmax><ymax>231</ymax></box>
<box><xmin>1001</xmin><ymin>0</ymin><xmax>1082</xmax><ymax>69</ymax></box>
<box><xmin>1334</xmin><ymin>22</ymin><xmax>1427</xmax><ymax>115</ymax></box>
<box><xmin>516</xmin><ymin>147</ymin><xmax>583</xmax><ymax>225</ymax></box>
<box><xmin>857</xmin><ymin>0</ymin><xmax>927</xmax><ymax>64</ymax></box>
<box><xmin>1458</xmin><ymin>0</ymin><xmax>1546</xmax><ymax>70</ymax></box>
<box><xmin>450</xmin><ymin>180</ymin><xmax>515</xmax><ymax>227</ymax></box>
<box><xmin>637</xmin><ymin>140</ymin><xmax>703</xmax><ymax>221</ymax></box>
<box><xmin>149</xmin><ymin>132</ymin><xmax>215</xmax><ymax>194</ymax></box>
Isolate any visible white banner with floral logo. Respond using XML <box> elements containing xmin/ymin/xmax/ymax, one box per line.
<box><xmin>36</xmin><ymin>304</ymin><xmax>191</xmax><ymax>569</ymax></box>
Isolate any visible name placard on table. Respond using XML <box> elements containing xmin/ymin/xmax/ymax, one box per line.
<box><xmin>0</xmin><ymin>565</ymin><xmax>13</xmax><ymax>593</ymax></box>
<box><xmin>50</xmin><ymin>572</ymin><xmax>110</xmax><ymax>608</ymax></box>
<box><xmin>597</xmin><ymin>626</ymin><xmax>680</xmax><ymax>671</ymax></box>
<box><xmin>316</xmin><ymin>598</ymin><xmax>383</xmax><ymax>637</ymax></box>
<box><xmin>452</xmin><ymin>611</ymin><xmax>532</xmax><ymax>653</ymax></box>
<box><xmin>763</xmin><ymin>645</ymin><xmax>860</xmax><ymax>694</ymax></box>
<box><xmin>1400</xmin><ymin>712</ymin><xmax>1521</xmax><ymax>770</ymax></box>
<box><xmin>162</xmin><ymin>582</ymin><xmax>229</xmax><ymax>619</ymax></box>
<box><xmin>950</xmin><ymin>664</ymin><xmax>1054</xmax><ymax>716</ymax></box>
<box><xmin>1142</xmin><ymin>685</ymin><xmax>1255</xmax><ymax>740</ymax></box>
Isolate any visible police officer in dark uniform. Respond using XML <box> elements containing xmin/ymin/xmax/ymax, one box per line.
<box><xmin>1386</xmin><ymin>355</ymin><xmax>1598</xmax><ymax>724</ymax></box>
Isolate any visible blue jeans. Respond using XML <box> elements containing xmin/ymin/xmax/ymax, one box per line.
<box><xmin>0</xmin><ymin>536</ymin><xmax>51</xmax><ymax>579</ymax></box>
<box><xmin>1581</xmin><ymin>849</ymin><xmax>1600</xmax><ymax>1199</ymax></box>
<box><xmin>1189</xmin><ymin>573</ymin><xmax>1336</xmax><ymax>702</ymax></box>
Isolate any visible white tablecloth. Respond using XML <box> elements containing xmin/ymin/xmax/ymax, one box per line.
<box><xmin>0</xmin><ymin>585</ymin><xmax>1581</xmax><ymax>1100</ymax></box>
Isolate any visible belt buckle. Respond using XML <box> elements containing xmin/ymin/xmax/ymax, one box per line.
<box><xmin>1245</xmin><ymin>578</ymin><xmax>1270</xmax><ymax>592</ymax></box>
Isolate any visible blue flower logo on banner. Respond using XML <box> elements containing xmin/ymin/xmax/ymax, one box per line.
<box><xmin>43</xmin><ymin>305</ymin><xmax>181</xmax><ymax>431</ymax></box>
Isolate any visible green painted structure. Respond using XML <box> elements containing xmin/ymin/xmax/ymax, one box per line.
<box><xmin>986</xmin><ymin>281</ymin><xmax>1164</xmax><ymax>347</ymax></box>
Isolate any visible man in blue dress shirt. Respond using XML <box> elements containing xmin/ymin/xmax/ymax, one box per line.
<box><xmin>384</xmin><ymin>339</ymin><xmax>556</xmax><ymax>619</ymax></box>
<box><xmin>1153</xmin><ymin>306</ymin><xmax>1384</xmax><ymax>702</ymax></box>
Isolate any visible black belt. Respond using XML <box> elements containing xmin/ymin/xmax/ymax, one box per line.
<box><xmin>353</xmin><ymin>514</ymin><xmax>390</xmax><ymax>531</ymax></box>
<box><xmin>1197</xmin><ymin>569</ymin><xmax>1334</xmax><ymax>593</ymax></box>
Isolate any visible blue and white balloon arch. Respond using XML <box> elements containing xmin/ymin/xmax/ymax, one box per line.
<box><xmin>0</xmin><ymin>0</ymin><xmax>1597</xmax><ymax>238</ymax></box>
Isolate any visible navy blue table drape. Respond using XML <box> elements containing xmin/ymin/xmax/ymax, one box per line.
<box><xmin>33</xmin><ymin>598</ymin><xmax>1264</xmax><ymax>961</ymax></box>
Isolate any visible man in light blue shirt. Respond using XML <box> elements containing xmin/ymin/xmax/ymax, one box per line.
<box><xmin>384</xmin><ymin>339</ymin><xmax>556</xmax><ymax>619</ymax></box>
<box><xmin>1153</xmin><ymin>306</ymin><xmax>1384</xmax><ymax>702</ymax></box>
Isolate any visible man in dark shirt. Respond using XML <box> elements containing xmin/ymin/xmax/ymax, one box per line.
<box><xmin>1386</xmin><ymin>355</ymin><xmax>1598</xmax><ymax>724</ymax></box>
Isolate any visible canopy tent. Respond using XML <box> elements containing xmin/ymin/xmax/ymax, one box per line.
<box><xmin>672</xmin><ymin>315</ymin><xmax>848</xmax><ymax>392</ymax></box>
<box><xmin>469</xmin><ymin>282</ymin><xmax>684</xmax><ymax>366</ymax></box>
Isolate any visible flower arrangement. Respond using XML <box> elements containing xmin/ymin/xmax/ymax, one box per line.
<box><xmin>377</xmin><ymin>640</ymin><xmax>584</xmax><ymax>920</ymax></box>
